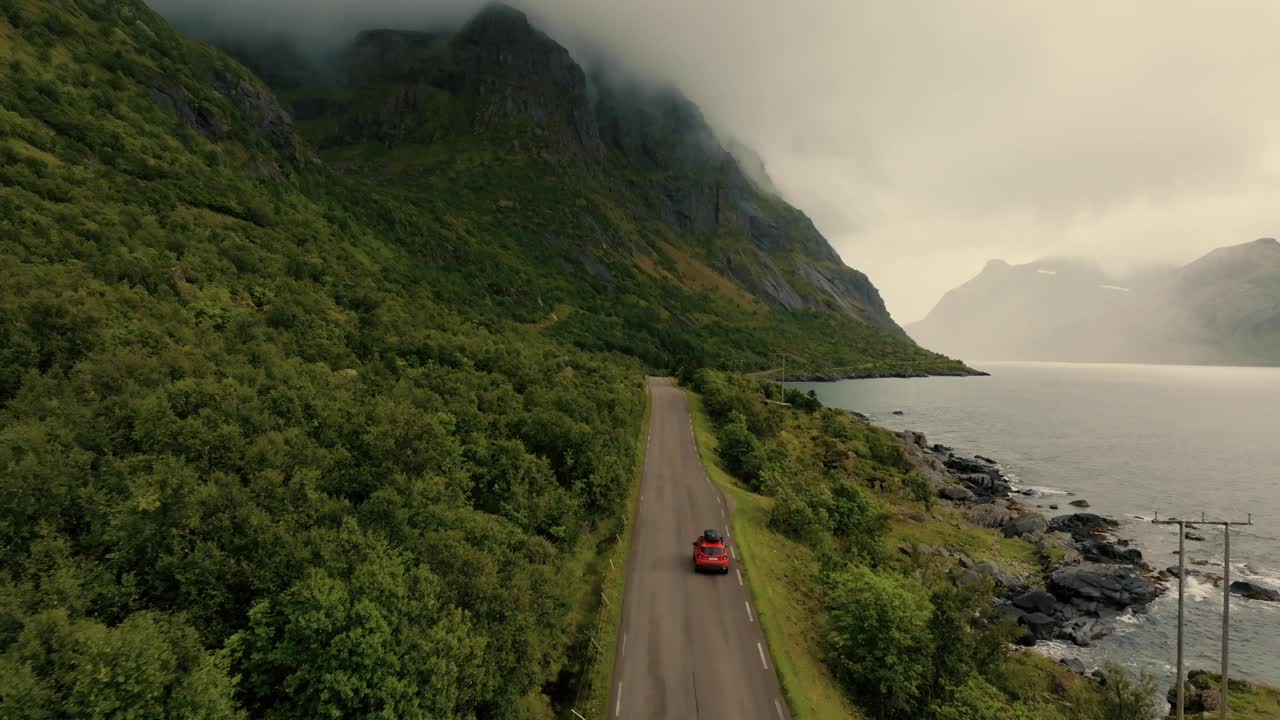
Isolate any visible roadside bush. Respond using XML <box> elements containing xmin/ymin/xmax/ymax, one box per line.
<box><xmin>716</xmin><ymin>411</ymin><xmax>765</xmax><ymax>486</ymax></box>
<box><xmin>824</xmin><ymin>566</ymin><xmax>933</xmax><ymax>719</ymax></box>
<box><xmin>768</xmin><ymin>483</ymin><xmax>831</xmax><ymax>546</ymax></box>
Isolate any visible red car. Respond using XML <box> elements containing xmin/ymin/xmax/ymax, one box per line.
<box><xmin>692</xmin><ymin>529</ymin><xmax>730</xmax><ymax>574</ymax></box>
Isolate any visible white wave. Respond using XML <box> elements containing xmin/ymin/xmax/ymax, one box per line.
<box><xmin>1183</xmin><ymin>576</ymin><xmax>1218</xmax><ymax>602</ymax></box>
<box><xmin>1012</xmin><ymin>484</ymin><xmax>1072</xmax><ymax>496</ymax></box>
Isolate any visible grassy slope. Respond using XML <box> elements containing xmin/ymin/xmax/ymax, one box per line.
<box><xmin>688</xmin><ymin>391</ymin><xmax>864</xmax><ymax>720</ymax></box>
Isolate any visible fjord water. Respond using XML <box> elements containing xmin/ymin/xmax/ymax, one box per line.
<box><xmin>793</xmin><ymin>362</ymin><xmax>1280</xmax><ymax>686</ymax></box>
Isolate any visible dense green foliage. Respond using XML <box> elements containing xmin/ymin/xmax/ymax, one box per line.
<box><xmin>0</xmin><ymin>2</ymin><xmax>658</xmax><ymax>717</ymax></box>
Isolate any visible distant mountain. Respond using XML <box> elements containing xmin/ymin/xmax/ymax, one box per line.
<box><xmin>908</xmin><ymin>239</ymin><xmax>1280</xmax><ymax>365</ymax></box>
<box><xmin>1165</xmin><ymin>238</ymin><xmax>1280</xmax><ymax>364</ymax></box>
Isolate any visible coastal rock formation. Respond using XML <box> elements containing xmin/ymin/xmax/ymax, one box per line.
<box><xmin>1230</xmin><ymin>580</ymin><xmax>1280</xmax><ymax>602</ymax></box>
<box><xmin>1049</xmin><ymin>563</ymin><xmax>1159</xmax><ymax>608</ymax></box>
<box><xmin>894</xmin><ymin>429</ymin><xmax>1162</xmax><ymax>649</ymax></box>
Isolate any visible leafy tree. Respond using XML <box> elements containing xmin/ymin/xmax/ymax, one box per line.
<box><xmin>824</xmin><ymin>566</ymin><xmax>934</xmax><ymax>719</ymax></box>
<box><xmin>229</xmin><ymin>521</ymin><xmax>486</xmax><ymax>719</ymax></box>
<box><xmin>716</xmin><ymin>411</ymin><xmax>764</xmax><ymax>485</ymax></box>
<box><xmin>0</xmin><ymin>609</ymin><xmax>244</xmax><ymax>720</ymax></box>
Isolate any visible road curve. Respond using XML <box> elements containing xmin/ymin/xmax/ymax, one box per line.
<box><xmin>608</xmin><ymin>377</ymin><xmax>789</xmax><ymax>720</ymax></box>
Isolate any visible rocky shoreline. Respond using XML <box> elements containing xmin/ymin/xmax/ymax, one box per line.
<box><xmin>784</xmin><ymin>367</ymin><xmax>991</xmax><ymax>381</ymax></box>
<box><xmin>893</xmin><ymin>427</ymin><xmax>1165</xmax><ymax>655</ymax></box>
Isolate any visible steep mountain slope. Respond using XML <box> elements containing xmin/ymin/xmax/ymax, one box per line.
<box><xmin>0</xmin><ymin>1</ymin><xmax>966</xmax><ymax>718</ymax></box>
<box><xmin>909</xmin><ymin>240</ymin><xmax>1280</xmax><ymax>365</ymax></box>
<box><xmin>220</xmin><ymin>5</ymin><xmax>952</xmax><ymax>371</ymax></box>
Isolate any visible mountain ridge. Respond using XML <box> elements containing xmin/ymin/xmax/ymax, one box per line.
<box><xmin>218</xmin><ymin>3</ymin><xmax>919</xmax><ymax>345</ymax></box>
<box><xmin>909</xmin><ymin>238</ymin><xmax>1280</xmax><ymax>365</ymax></box>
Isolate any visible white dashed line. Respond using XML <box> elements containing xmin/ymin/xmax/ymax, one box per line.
<box><xmin>615</xmin><ymin>682</ymin><xmax>622</xmax><ymax>717</ymax></box>
<box><xmin>745</xmin><ymin>601</ymin><xmax>754</xmax><ymax>623</ymax></box>
<box><xmin>715</xmin><ymin>496</ymin><xmax>721</xmax><ymax>504</ymax></box>
<box><xmin>757</xmin><ymin>642</ymin><xmax>769</xmax><ymax>670</ymax></box>
<box><xmin>622</xmin><ymin>632</ymin><xmax>627</xmax><ymax>658</ymax></box>
<box><xmin>775</xmin><ymin>698</ymin><xmax>785</xmax><ymax>719</ymax></box>
<box><xmin>736</xmin><ymin>569</ymin><xmax>743</xmax><ymax>586</ymax></box>
<box><xmin>720</xmin><ymin>508</ymin><xmax>725</xmax><ymax>519</ymax></box>
<box><xmin>730</xmin><ymin>546</ymin><xmax>737</xmax><ymax>560</ymax></box>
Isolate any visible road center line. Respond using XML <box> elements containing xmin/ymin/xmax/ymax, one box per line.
<box><xmin>745</xmin><ymin>600</ymin><xmax>754</xmax><ymax>623</ymax></box>
<box><xmin>730</xmin><ymin>546</ymin><xmax>737</xmax><ymax>560</ymax></box>
<box><xmin>720</xmin><ymin>508</ymin><xmax>725</xmax><ymax>519</ymax></box>
<box><xmin>615</xmin><ymin>682</ymin><xmax>622</xmax><ymax>717</ymax></box>
<box><xmin>622</xmin><ymin>632</ymin><xmax>627</xmax><ymax>657</ymax></box>
<box><xmin>736</xmin><ymin>569</ymin><xmax>743</xmax><ymax>586</ymax></box>
<box><xmin>757</xmin><ymin>642</ymin><xmax>769</xmax><ymax>670</ymax></box>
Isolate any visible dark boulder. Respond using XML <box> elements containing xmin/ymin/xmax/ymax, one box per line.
<box><xmin>1013</xmin><ymin>590</ymin><xmax>1058</xmax><ymax>615</ymax></box>
<box><xmin>1049</xmin><ymin>513</ymin><xmax>1117</xmax><ymax>538</ymax></box>
<box><xmin>1002</xmin><ymin>513</ymin><xmax>1048</xmax><ymax>538</ymax></box>
<box><xmin>944</xmin><ymin>456</ymin><xmax>1002</xmax><ymax>481</ymax></box>
<box><xmin>1075</xmin><ymin>540</ymin><xmax>1145</xmax><ymax>566</ymax></box>
<box><xmin>938</xmin><ymin>484</ymin><xmax>976</xmax><ymax>502</ymax></box>
<box><xmin>1185</xmin><ymin>532</ymin><xmax>1205</xmax><ymax>541</ymax></box>
<box><xmin>1019</xmin><ymin>612</ymin><xmax>1056</xmax><ymax>641</ymax></box>
<box><xmin>1058</xmin><ymin>616</ymin><xmax>1110</xmax><ymax>647</ymax></box>
<box><xmin>1050</xmin><ymin>563</ymin><xmax>1158</xmax><ymax>609</ymax></box>
<box><xmin>1060</xmin><ymin>657</ymin><xmax>1088</xmax><ymax>674</ymax></box>
<box><xmin>1229</xmin><ymin>581</ymin><xmax>1280</xmax><ymax>602</ymax></box>
<box><xmin>1069</xmin><ymin>499</ymin><xmax>1091</xmax><ymax>508</ymax></box>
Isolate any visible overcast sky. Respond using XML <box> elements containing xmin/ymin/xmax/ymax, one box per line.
<box><xmin>149</xmin><ymin>0</ymin><xmax>1280</xmax><ymax>323</ymax></box>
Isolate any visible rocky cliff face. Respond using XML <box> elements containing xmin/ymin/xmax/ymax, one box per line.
<box><xmin>259</xmin><ymin>4</ymin><xmax>906</xmax><ymax>335</ymax></box>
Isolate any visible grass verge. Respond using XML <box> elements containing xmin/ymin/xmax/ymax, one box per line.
<box><xmin>687</xmin><ymin>390</ymin><xmax>865</xmax><ymax>720</ymax></box>
<box><xmin>575</xmin><ymin>380</ymin><xmax>652</xmax><ymax>720</ymax></box>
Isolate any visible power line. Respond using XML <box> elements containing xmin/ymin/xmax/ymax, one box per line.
<box><xmin>1152</xmin><ymin>512</ymin><xmax>1255</xmax><ymax>720</ymax></box>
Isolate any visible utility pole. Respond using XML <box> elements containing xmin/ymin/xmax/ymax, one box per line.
<box><xmin>1153</xmin><ymin>515</ymin><xmax>1188</xmax><ymax>720</ymax></box>
<box><xmin>1153</xmin><ymin>512</ymin><xmax>1254</xmax><ymax>720</ymax></box>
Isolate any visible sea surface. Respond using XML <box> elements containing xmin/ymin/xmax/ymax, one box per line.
<box><xmin>791</xmin><ymin>361</ymin><xmax>1280</xmax><ymax>688</ymax></box>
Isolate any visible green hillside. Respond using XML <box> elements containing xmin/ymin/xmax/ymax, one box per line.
<box><xmin>0</xmin><ymin>1</ymin><xmax>965</xmax><ymax>718</ymax></box>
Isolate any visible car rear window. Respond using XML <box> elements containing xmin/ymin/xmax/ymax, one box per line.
<box><xmin>701</xmin><ymin>547</ymin><xmax>725</xmax><ymax>556</ymax></box>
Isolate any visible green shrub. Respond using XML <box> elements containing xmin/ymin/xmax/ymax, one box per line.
<box><xmin>828</xmin><ymin>478</ymin><xmax>887</xmax><ymax>561</ymax></box>
<box><xmin>768</xmin><ymin>482</ymin><xmax>831</xmax><ymax>546</ymax></box>
<box><xmin>824</xmin><ymin>566</ymin><xmax>934</xmax><ymax>719</ymax></box>
<box><xmin>907</xmin><ymin>470</ymin><xmax>934</xmax><ymax>510</ymax></box>
<box><xmin>1067</xmin><ymin>662</ymin><xmax>1158</xmax><ymax>720</ymax></box>
<box><xmin>716</xmin><ymin>411</ymin><xmax>765</xmax><ymax>486</ymax></box>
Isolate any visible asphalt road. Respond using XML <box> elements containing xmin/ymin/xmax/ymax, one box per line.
<box><xmin>607</xmin><ymin>377</ymin><xmax>789</xmax><ymax>720</ymax></box>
